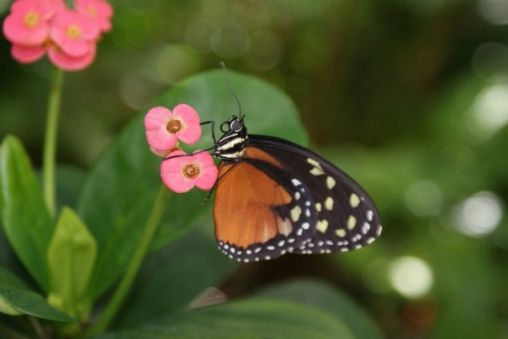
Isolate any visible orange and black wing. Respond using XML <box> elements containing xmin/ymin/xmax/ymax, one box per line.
<box><xmin>248</xmin><ymin>135</ymin><xmax>382</xmax><ymax>255</ymax></box>
<box><xmin>214</xmin><ymin>147</ymin><xmax>318</xmax><ymax>262</ymax></box>
<box><xmin>214</xmin><ymin>135</ymin><xmax>382</xmax><ymax>262</ymax></box>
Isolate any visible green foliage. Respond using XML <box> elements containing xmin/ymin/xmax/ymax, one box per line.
<box><xmin>47</xmin><ymin>207</ymin><xmax>97</xmax><ymax>319</ymax></box>
<box><xmin>2</xmin><ymin>0</ymin><xmax>508</xmax><ymax>337</ymax></box>
<box><xmin>114</xmin><ymin>223</ymin><xmax>235</xmax><ymax>328</ymax></box>
<box><xmin>0</xmin><ymin>267</ymin><xmax>73</xmax><ymax>321</ymax></box>
<box><xmin>0</xmin><ymin>136</ymin><xmax>54</xmax><ymax>291</ymax></box>
<box><xmin>258</xmin><ymin>280</ymin><xmax>384</xmax><ymax>339</ymax></box>
<box><xmin>100</xmin><ymin>299</ymin><xmax>354</xmax><ymax>339</ymax></box>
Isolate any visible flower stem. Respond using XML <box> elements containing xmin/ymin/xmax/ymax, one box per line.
<box><xmin>43</xmin><ymin>68</ymin><xmax>64</xmax><ymax>218</ymax></box>
<box><xmin>87</xmin><ymin>186</ymin><xmax>170</xmax><ymax>336</ymax></box>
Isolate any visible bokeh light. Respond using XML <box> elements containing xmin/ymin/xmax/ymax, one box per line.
<box><xmin>185</xmin><ymin>19</ymin><xmax>215</xmax><ymax>53</ymax></box>
<box><xmin>452</xmin><ymin>191</ymin><xmax>503</xmax><ymax>237</ymax></box>
<box><xmin>389</xmin><ymin>256</ymin><xmax>434</xmax><ymax>299</ymax></box>
<box><xmin>478</xmin><ymin>0</ymin><xmax>508</xmax><ymax>25</ymax></box>
<box><xmin>471</xmin><ymin>42</ymin><xmax>508</xmax><ymax>80</ymax></box>
<box><xmin>210</xmin><ymin>20</ymin><xmax>250</xmax><ymax>59</ymax></box>
<box><xmin>245</xmin><ymin>30</ymin><xmax>283</xmax><ymax>70</ymax></box>
<box><xmin>154</xmin><ymin>44</ymin><xmax>201</xmax><ymax>84</ymax></box>
<box><xmin>470</xmin><ymin>83</ymin><xmax>508</xmax><ymax>137</ymax></box>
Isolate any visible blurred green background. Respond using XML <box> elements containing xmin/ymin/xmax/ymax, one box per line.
<box><xmin>1</xmin><ymin>0</ymin><xmax>508</xmax><ymax>338</ymax></box>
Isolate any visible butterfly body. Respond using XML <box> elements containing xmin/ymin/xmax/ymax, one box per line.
<box><xmin>211</xmin><ymin>116</ymin><xmax>382</xmax><ymax>262</ymax></box>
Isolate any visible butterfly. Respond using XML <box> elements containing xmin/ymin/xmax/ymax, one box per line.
<box><xmin>202</xmin><ymin>114</ymin><xmax>382</xmax><ymax>263</ymax></box>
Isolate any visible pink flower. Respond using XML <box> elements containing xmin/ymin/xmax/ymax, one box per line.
<box><xmin>3</xmin><ymin>0</ymin><xmax>56</xmax><ymax>46</ymax></box>
<box><xmin>2</xmin><ymin>0</ymin><xmax>112</xmax><ymax>71</ymax></box>
<box><xmin>75</xmin><ymin>0</ymin><xmax>113</xmax><ymax>33</ymax></box>
<box><xmin>161</xmin><ymin>150</ymin><xmax>218</xmax><ymax>193</ymax></box>
<box><xmin>144</xmin><ymin>105</ymin><xmax>202</xmax><ymax>157</ymax></box>
<box><xmin>50</xmin><ymin>9</ymin><xmax>99</xmax><ymax>57</ymax></box>
<box><xmin>48</xmin><ymin>43</ymin><xmax>97</xmax><ymax>71</ymax></box>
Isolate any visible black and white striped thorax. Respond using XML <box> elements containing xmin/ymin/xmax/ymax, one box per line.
<box><xmin>213</xmin><ymin>115</ymin><xmax>249</xmax><ymax>161</ymax></box>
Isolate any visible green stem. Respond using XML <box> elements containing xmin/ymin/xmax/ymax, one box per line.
<box><xmin>42</xmin><ymin>68</ymin><xmax>64</xmax><ymax>218</ymax></box>
<box><xmin>87</xmin><ymin>186</ymin><xmax>170</xmax><ymax>336</ymax></box>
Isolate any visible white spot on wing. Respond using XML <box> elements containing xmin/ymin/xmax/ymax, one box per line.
<box><xmin>347</xmin><ymin>215</ymin><xmax>357</xmax><ymax>230</ymax></box>
<box><xmin>316</xmin><ymin>220</ymin><xmax>329</xmax><ymax>233</ymax></box>
<box><xmin>291</xmin><ymin>178</ymin><xmax>302</xmax><ymax>186</ymax></box>
<box><xmin>324</xmin><ymin>197</ymin><xmax>334</xmax><ymax>210</ymax></box>
<box><xmin>310</xmin><ymin>167</ymin><xmax>324</xmax><ymax>176</ymax></box>
<box><xmin>350</xmin><ymin>193</ymin><xmax>360</xmax><ymax>207</ymax></box>
<box><xmin>335</xmin><ymin>229</ymin><xmax>346</xmax><ymax>237</ymax></box>
<box><xmin>290</xmin><ymin>206</ymin><xmax>302</xmax><ymax>222</ymax></box>
<box><xmin>367</xmin><ymin>210</ymin><xmax>374</xmax><ymax>221</ymax></box>
<box><xmin>306</xmin><ymin>158</ymin><xmax>322</xmax><ymax>169</ymax></box>
<box><xmin>362</xmin><ymin>222</ymin><xmax>371</xmax><ymax>234</ymax></box>
<box><xmin>326</xmin><ymin>176</ymin><xmax>336</xmax><ymax>189</ymax></box>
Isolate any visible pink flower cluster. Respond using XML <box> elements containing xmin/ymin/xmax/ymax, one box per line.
<box><xmin>3</xmin><ymin>0</ymin><xmax>113</xmax><ymax>71</ymax></box>
<box><xmin>144</xmin><ymin>105</ymin><xmax>218</xmax><ymax>193</ymax></box>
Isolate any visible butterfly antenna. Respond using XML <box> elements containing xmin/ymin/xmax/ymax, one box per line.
<box><xmin>220</xmin><ymin>61</ymin><xmax>243</xmax><ymax>119</ymax></box>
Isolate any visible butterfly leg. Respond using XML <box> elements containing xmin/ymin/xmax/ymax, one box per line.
<box><xmin>163</xmin><ymin>145</ymin><xmax>217</xmax><ymax>161</ymax></box>
<box><xmin>201</xmin><ymin>160</ymin><xmax>239</xmax><ymax>205</ymax></box>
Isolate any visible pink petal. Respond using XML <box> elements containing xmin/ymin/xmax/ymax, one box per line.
<box><xmin>193</xmin><ymin>152</ymin><xmax>218</xmax><ymax>190</ymax></box>
<box><xmin>193</xmin><ymin>151</ymin><xmax>217</xmax><ymax>169</ymax></box>
<box><xmin>75</xmin><ymin>0</ymin><xmax>113</xmax><ymax>33</ymax></box>
<box><xmin>47</xmin><ymin>44</ymin><xmax>96</xmax><ymax>71</ymax></box>
<box><xmin>172</xmin><ymin>104</ymin><xmax>202</xmax><ymax>145</ymax></box>
<box><xmin>11</xmin><ymin>44</ymin><xmax>46</xmax><ymax>63</ymax></box>
<box><xmin>149</xmin><ymin>146</ymin><xmax>173</xmax><ymax>157</ymax></box>
<box><xmin>11</xmin><ymin>0</ymin><xmax>60</xmax><ymax>20</ymax></box>
<box><xmin>160</xmin><ymin>150</ymin><xmax>196</xmax><ymax>193</ymax></box>
<box><xmin>144</xmin><ymin>106</ymin><xmax>179</xmax><ymax>153</ymax></box>
<box><xmin>3</xmin><ymin>12</ymin><xmax>49</xmax><ymax>46</ymax></box>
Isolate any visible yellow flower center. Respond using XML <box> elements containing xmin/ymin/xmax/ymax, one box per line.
<box><xmin>66</xmin><ymin>24</ymin><xmax>81</xmax><ymax>39</ymax></box>
<box><xmin>183</xmin><ymin>164</ymin><xmax>200</xmax><ymax>179</ymax></box>
<box><xmin>24</xmin><ymin>11</ymin><xmax>39</xmax><ymax>28</ymax></box>
<box><xmin>86</xmin><ymin>5</ymin><xmax>97</xmax><ymax>18</ymax></box>
<box><xmin>167</xmin><ymin>119</ymin><xmax>182</xmax><ymax>133</ymax></box>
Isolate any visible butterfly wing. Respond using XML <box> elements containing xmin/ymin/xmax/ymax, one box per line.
<box><xmin>214</xmin><ymin>147</ymin><xmax>318</xmax><ymax>262</ymax></box>
<box><xmin>247</xmin><ymin>135</ymin><xmax>383</xmax><ymax>254</ymax></box>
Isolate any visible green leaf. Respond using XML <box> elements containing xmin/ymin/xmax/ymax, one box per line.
<box><xmin>258</xmin><ymin>279</ymin><xmax>384</xmax><ymax>339</ymax></box>
<box><xmin>47</xmin><ymin>207</ymin><xmax>97</xmax><ymax>319</ymax></box>
<box><xmin>0</xmin><ymin>267</ymin><xmax>73</xmax><ymax>322</ymax></box>
<box><xmin>0</xmin><ymin>266</ymin><xmax>28</xmax><ymax>290</ymax></box>
<box><xmin>99</xmin><ymin>299</ymin><xmax>352</xmax><ymax>339</ymax></box>
<box><xmin>0</xmin><ymin>136</ymin><xmax>54</xmax><ymax>291</ymax></box>
<box><xmin>0</xmin><ymin>288</ymin><xmax>74</xmax><ymax>322</ymax></box>
<box><xmin>114</xmin><ymin>222</ymin><xmax>235</xmax><ymax>329</ymax></box>
<box><xmin>0</xmin><ymin>267</ymin><xmax>27</xmax><ymax>316</ymax></box>
<box><xmin>77</xmin><ymin>70</ymin><xmax>307</xmax><ymax>299</ymax></box>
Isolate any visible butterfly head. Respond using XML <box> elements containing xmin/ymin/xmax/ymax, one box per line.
<box><xmin>220</xmin><ymin>114</ymin><xmax>247</xmax><ymax>135</ymax></box>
